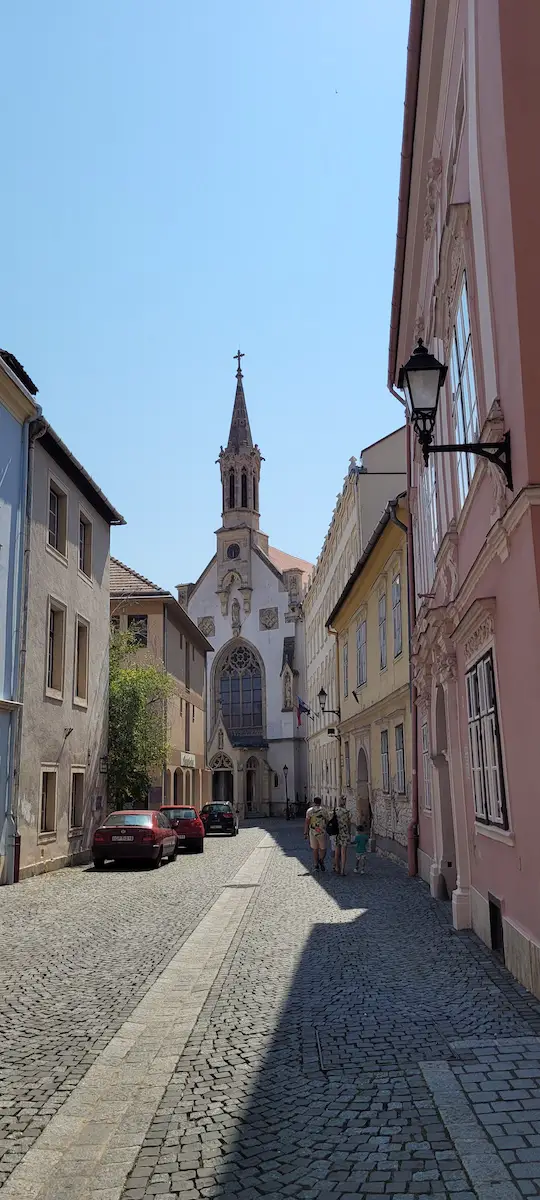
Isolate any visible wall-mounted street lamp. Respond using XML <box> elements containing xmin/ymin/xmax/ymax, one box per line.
<box><xmin>398</xmin><ymin>339</ymin><xmax>513</xmax><ymax>490</ymax></box>
<box><xmin>283</xmin><ymin>764</ymin><xmax>290</xmax><ymax>821</ymax></box>
<box><xmin>318</xmin><ymin>687</ymin><xmax>341</xmax><ymax>720</ymax></box>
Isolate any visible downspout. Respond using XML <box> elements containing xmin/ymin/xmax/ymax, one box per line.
<box><xmin>8</xmin><ymin>415</ymin><xmax>47</xmax><ymax>884</ymax></box>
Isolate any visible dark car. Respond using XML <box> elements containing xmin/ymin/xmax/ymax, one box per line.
<box><xmin>200</xmin><ymin>802</ymin><xmax>239</xmax><ymax>837</ymax></box>
<box><xmin>160</xmin><ymin>805</ymin><xmax>205</xmax><ymax>853</ymax></box>
<box><xmin>92</xmin><ymin>810</ymin><xmax>178</xmax><ymax>869</ymax></box>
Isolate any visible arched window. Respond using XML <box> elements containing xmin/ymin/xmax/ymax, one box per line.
<box><xmin>218</xmin><ymin>644</ymin><xmax>262</xmax><ymax>734</ymax></box>
<box><xmin>253</xmin><ymin>475</ymin><xmax>258</xmax><ymax>511</ymax></box>
<box><xmin>241</xmin><ymin>469</ymin><xmax>248</xmax><ymax>508</ymax></box>
<box><xmin>229</xmin><ymin>470</ymin><xmax>236</xmax><ymax>509</ymax></box>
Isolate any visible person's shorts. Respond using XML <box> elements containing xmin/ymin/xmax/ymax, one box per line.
<box><xmin>309</xmin><ymin>831</ymin><xmax>327</xmax><ymax>851</ymax></box>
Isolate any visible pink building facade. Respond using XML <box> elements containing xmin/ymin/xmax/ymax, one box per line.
<box><xmin>389</xmin><ymin>0</ymin><xmax>540</xmax><ymax>996</ymax></box>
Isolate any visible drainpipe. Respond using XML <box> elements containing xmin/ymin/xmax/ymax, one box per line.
<box><xmin>388</xmin><ymin>412</ymin><xmax>418</xmax><ymax>877</ymax></box>
<box><xmin>8</xmin><ymin>415</ymin><xmax>47</xmax><ymax>884</ymax></box>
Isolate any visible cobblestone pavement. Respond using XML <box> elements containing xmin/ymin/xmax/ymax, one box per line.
<box><xmin>4</xmin><ymin>824</ymin><xmax>540</xmax><ymax>1199</ymax></box>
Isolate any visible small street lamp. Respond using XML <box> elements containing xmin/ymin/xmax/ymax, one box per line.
<box><xmin>283</xmin><ymin>764</ymin><xmax>290</xmax><ymax>821</ymax></box>
<box><xmin>318</xmin><ymin>687</ymin><xmax>341</xmax><ymax>719</ymax></box>
<box><xmin>398</xmin><ymin>338</ymin><xmax>512</xmax><ymax>490</ymax></box>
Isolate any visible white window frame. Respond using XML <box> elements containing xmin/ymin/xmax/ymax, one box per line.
<box><xmin>466</xmin><ymin>650</ymin><xmax>507</xmax><ymax>828</ymax></box>
<box><xmin>69</xmin><ymin>767</ymin><xmax>86</xmax><ymax>833</ymax></box>
<box><xmin>45</xmin><ymin>596</ymin><xmax>67</xmax><ymax>699</ymax></box>
<box><xmin>395</xmin><ymin>724</ymin><xmax>406</xmax><ymax>795</ymax></box>
<box><xmin>343</xmin><ymin>641</ymin><xmax>349</xmax><ymax>698</ymax></box>
<box><xmin>39</xmin><ymin>766</ymin><xmax>58</xmax><ymax>838</ymax></box>
<box><xmin>356</xmin><ymin>620</ymin><xmax>367</xmax><ymax>687</ymax></box>
<box><xmin>381</xmin><ymin>729</ymin><xmax>390</xmax><ymax>794</ymax></box>
<box><xmin>392</xmin><ymin>574</ymin><xmax>403</xmax><ymax>658</ymax></box>
<box><xmin>450</xmin><ymin>274</ymin><xmax>480</xmax><ymax>508</ymax></box>
<box><xmin>47</xmin><ymin>474</ymin><xmax>68</xmax><ymax>562</ymax></box>
<box><xmin>378</xmin><ymin>594</ymin><xmax>387</xmax><ymax>671</ymax></box>
<box><xmin>422</xmin><ymin>722</ymin><xmax>432</xmax><ymax>812</ymax></box>
<box><xmin>74</xmin><ymin>615</ymin><xmax>90</xmax><ymax>707</ymax></box>
<box><xmin>78</xmin><ymin>508</ymin><xmax>93</xmax><ymax>581</ymax></box>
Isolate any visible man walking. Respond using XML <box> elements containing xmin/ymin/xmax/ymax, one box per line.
<box><xmin>304</xmin><ymin>796</ymin><xmax>327</xmax><ymax>872</ymax></box>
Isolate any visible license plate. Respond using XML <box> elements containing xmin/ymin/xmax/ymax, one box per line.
<box><xmin>112</xmin><ymin>835</ymin><xmax>133</xmax><ymax>842</ymax></box>
<box><xmin>210</xmin><ymin>824</ymin><xmax>221</xmax><ymax>829</ymax></box>
<box><xmin>176</xmin><ymin>834</ymin><xmax>185</xmax><ymax>840</ymax></box>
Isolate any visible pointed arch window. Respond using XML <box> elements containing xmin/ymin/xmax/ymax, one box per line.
<box><xmin>241</xmin><ymin>469</ymin><xmax>248</xmax><ymax>508</ymax></box>
<box><xmin>253</xmin><ymin>475</ymin><xmax>258</xmax><ymax>511</ymax></box>
<box><xmin>228</xmin><ymin>469</ymin><xmax>236</xmax><ymax>509</ymax></box>
<box><xmin>218</xmin><ymin>644</ymin><xmax>262</xmax><ymax>735</ymax></box>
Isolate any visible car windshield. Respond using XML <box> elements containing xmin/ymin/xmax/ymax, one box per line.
<box><xmin>161</xmin><ymin>808</ymin><xmax>196</xmax><ymax>821</ymax></box>
<box><xmin>203</xmin><ymin>804</ymin><xmax>232</xmax><ymax>813</ymax></box>
<box><xmin>104</xmin><ymin>813</ymin><xmax>153</xmax><ymax>827</ymax></box>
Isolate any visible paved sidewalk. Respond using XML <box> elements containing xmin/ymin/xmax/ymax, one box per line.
<box><xmin>3</xmin><ymin>823</ymin><xmax>540</xmax><ymax>1198</ymax></box>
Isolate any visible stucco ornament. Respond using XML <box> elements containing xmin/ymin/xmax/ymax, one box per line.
<box><xmin>435</xmin><ymin>203</ymin><xmax>470</xmax><ymax>355</ymax></box>
<box><xmin>464</xmin><ymin>614</ymin><xmax>494</xmax><ymax>665</ymax></box>
<box><xmin>424</xmin><ymin>157</ymin><xmax>442</xmax><ymax>241</ymax></box>
<box><xmin>413</xmin><ymin>311</ymin><xmax>425</xmax><ymax>343</ymax></box>
<box><xmin>481</xmin><ymin>400</ymin><xmax>510</xmax><ymax>526</ymax></box>
<box><xmin>210</xmin><ymin>752</ymin><xmax>233</xmax><ymax>770</ymax></box>
<box><xmin>198</xmin><ymin>616</ymin><xmax>215</xmax><ymax>638</ymax></box>
<box><xmin>259</xmin><ymin>606</ymin><xmax>278</xmax><ymax>631</ymax></box>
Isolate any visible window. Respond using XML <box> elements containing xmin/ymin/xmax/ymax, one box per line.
<box><xmin>127</xmin><ymin>614</ymin><xmax>148</xmax><ymax>646</ymax></box>
<box><xmin>421</xmin><ymin>457</ymin><xmax>439</xmax><ymax>578</ymax></box>
<box><xmin>192</xmin><ymin>702</ymin><xmax>195</xmax><ymax>722</ymax></box>
<box><xmin>356</xmin><ymin>620</ymin><xmax>367</xmax><ymax>686</ymax></box>
<box><xmin>241</xmin><ymin>470</ymin><xmax>248</xmax><ymax>508</ymax></box>
<box><xmin>422</xmin><ymin>722</ymin><xmax>432</xmax><ymax>811</ymax></box>
<box><xmin>253</xmin><ymin>476</ymin><xmax>258</xmax><ymax>511</ymax></box>
<box><xmin>381</xmin><ymin>730</ymin><xmax>390</xmax><ymax>794</ymax></box>
<box><xmin>466</xmin><ymin>650</ymin><xmax>507</xmax><ymax>827</ymax></box>
<box><xmin>227</xmin><ymin>543</ymin><xmax>240</xmax><ymax>560</ymax></box>
<box><xmin>395</xmin><ymin>724</ymin><xmax>405</xmax><ymax>794</ymax></box>
<box><xmin>48</xmin><ymin>481</ymin><xmax>67</xmax><ymax>557</ymax></box>
<box><xmin>343</xmin><ymin>642</ymin><xmax>349</xmax><ymax>697</ymax></box>
<box><xmin>70</xmin><ymin>769</ymin><xmax>85</xmax><ymax>830</ymax></box>
<box><xmin>40</xmin><ymin>769</ymin><xmax>57</xmax><ymax>834</ymax></box>
<box><xmin>219</xmin><ymin>644</ymin><xmax>262</xmax><ymax>734</ymax></box>
<box><xmin>110</xmin><ymin>615</ymin><xmax>120</xmax><ymax>632</ymax></box>
<box><xmin>46</xmin><ymin>600</ymin><xmax>66</xmax><ymax>694</ymax></box>
<box><xmin>185</xmin><ymin>640</ymin><xmax>191</xmax><ymax>688</ymax></box>
<box><xmin>75</xmin><ymin>618</ymin><xmax>89</xmax><ymax>704</ymax></box>
<box><xmin>451</xmin><ymin>276</ymin><xmax>480</xmax><ymax>507</ymax></box>
<box><xmin>344</xmin><ymin>741</ymin><xmax>351</xmax><ymax>788</ymax></box>
<box><xmin>392</xmin><ymin>574</ymin><xmax>402</xmax><ymax>657</ymax></box>
<box><xmin>378</xmin><ymin>594</ymin><xmax>387</xmax><ymax>670</ymax></box>
<box><xmin>79</xmin><ymin>513</ymin><xmax>92</xmax><ymax>577</ymax></box>
<box><xmin>228</xmin><ymin>469</ymin><xmax>235</xmax><ymax>509</ymax></box>
<box><xmin>185</xmin><ymin>702</ymin><xmax>190</xmax><ymax>751</ymax></box>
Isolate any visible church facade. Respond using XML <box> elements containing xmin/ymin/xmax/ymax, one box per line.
<box><xmin>178</xmin><ymin>357</ymin><xmax>311</xmax><ymax>819</ymax></box>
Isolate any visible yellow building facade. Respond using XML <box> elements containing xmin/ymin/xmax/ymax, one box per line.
<box><xmin>327</xmin><ymin>494</ymin><xmax>412</xmax><ymax>863</ymax></box>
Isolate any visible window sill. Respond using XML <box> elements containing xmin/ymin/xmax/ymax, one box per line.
<box><xmin>73</xmin><ymin>696</ymin><xmax>88</xmax><ymax>710</ymax></box>
<box><xmin>46</xmin><ymin>542</ymin><xmax>68</xmax><ymax>567</ymax></box>
<box><xmin>423</xmin><ymin>806</ymin><xmax>433</xmax><ymax>816</ymax></box>
<box><xmin>68</xmin><ymin>827</ymin><xmax>83</xmax><ymax>839</ymax></box>
<box><xmin>45</xmin><ymin>688</ymin><xmax>64</xmax><ymax>703</ymax></box>
<box><xmin>38</xmin><ymin>831</ymin><xmax>57</xmax><ymax>843</ymax></box>
<box><xmin>78</xmin><ymin>568</ymin><xmax>93</xmax><ymax>587</ymax></box>
<box><xmin>474</xmin><ymin>822</ymin><xmax>514</xmax><ymax>846</ymax></box>
<box><xmin>394</xmin><ymin>650</ymin><xmax>403</xmax><ymax>660</ymax></box>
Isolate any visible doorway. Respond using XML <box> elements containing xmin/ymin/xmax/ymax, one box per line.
<box><xmin>246</xmin><ymin>756</ymin><xmax>258</xmax><ymax>814</ymax></box>
<box><xmin>356</xmin><ymin>747</ymin><xmax>370</xmax><ymax>826</ymax></box>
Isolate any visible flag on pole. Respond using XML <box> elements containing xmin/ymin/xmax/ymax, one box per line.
<box><xmin>297</xmin><ymin>697</ymin><xmax>311</xmax><ymax>727</ymax></box>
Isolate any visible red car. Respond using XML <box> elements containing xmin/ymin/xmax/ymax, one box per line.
<box><xmin>160</xmin><ymin>806</ymin><xmax>205</xmax><ymax>853</ymax></box>
<box><xmin>92</xmin><ymin>810</ymin><xmax>178</xmax><ymax>870</ymax></box>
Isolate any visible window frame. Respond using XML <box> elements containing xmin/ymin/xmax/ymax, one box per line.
<box><xmin>392</xmin><ymin>573</ymin><xmax>403</xmax><ymax>658</ymax></box>
<box><xmin>343</xmin><ymin>641</ymin><xmax>349</xmax><ymax>698</ymax></box>
<box><xmin>39</xmin><ymin>766</ymin><xmax>58</xmax><ymax>838</ymax></box>
<box><xmin>465</xmin><ymin>649</ymin><xmax>507</xmax><ymax>829</ymax></box>
<box><xmin>450</xmin><ymin>274</ymin><xmax>480</xmax><ymax>508</ymax></box>
<box><xmin>78</xmin><ymin>508</ymin><xmax>93</xmax><ymax>580</ymax></box>
<box><xmin>47</xmin><ymin>475</ymin><xmax>68</xmax><ymax>562</ymax></box>
<box><xmin>381</xmin><ymin>729</ymin><xmax>390</xmax><ymax>795</ymax></box>
<box><xmin>74</xmin><ymin>615</ymin><xmax>90</xmax><ymax>707</ymax></box>
<box><xmin>356</xmin><ymin>620</ymin><xmax>367</xmax><ymax>687</ymax></box>
<box><xmin>395</xmin><ymin>723</ymin><xmax>406</xmax><ymax>795</ymax></box>
<box><xmin>127</xmin><ymin>614</ymin><xmax>148</xmax><ymax>646</ymax></box>
<box><xmin>378</xmin><ymin>593</ymin><xmax>387</xmax><ymax>671</ymax></box>
<box><xmin>45</xmin><ymin>596</ymin><xmax>67</xmax><ymax>699</ymax></box>
<box><xmin>69</xmin><ymin>767</ymin><xmax>86</xmax><ymax>834</ymax></box>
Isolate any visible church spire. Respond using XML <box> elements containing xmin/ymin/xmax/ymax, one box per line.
<box><xmin>227</xmin><ymin>350</ymin><xmax>253</xmax><ymax>452</ymax></box>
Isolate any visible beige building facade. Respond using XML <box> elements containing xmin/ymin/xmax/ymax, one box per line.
<box><xmin>16</xmin><ymin>426</ymin><xmax>124</xmax><ymax>878</ymax></box>
<box><xmin>110</xmin><ymin>560</ymin><xmax>212</xmax><ymax>811</ymax></box>
<box><xmin>304</xmin><ymin>431</ymin><xmax>406</xmax><ymax>807</ymax></box>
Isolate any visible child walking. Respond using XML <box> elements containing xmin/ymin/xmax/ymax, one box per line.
<box><xmin>354</xmin><ymin>824</ymin><xmax>369</xmax><ymax>873</ymax></box>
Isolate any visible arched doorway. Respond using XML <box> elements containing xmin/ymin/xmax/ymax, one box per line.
<box><xmin>433</xmin><ymin>685</ymin><xmax>457</xmax><ymax>900</ymax></box>
<box><xmin>357</xmin><ymin>747</ymin><xmax>370</xmax><ymax>826</ymax></box>
<box><xmin>210</xmin><ymin>753</ymin><xmax>234</xmax><ymax>805</ymax></box>
<box><xmin>164</xmin><ymin>769</ymin><xmax>172</xmax><ymax>804</ymax></box>
<box><xmin>193</xmin><ymin>770</ymin><xmax>201</xmax><ymax>811</ymax></box>
<box><xmin>174</xmin><ymin>769</ymin><xmax>184</xmax><ymax>806</ymax></box>
<box><xmin>246</xmin><ymin>756</ymin><xmax>258</xmax><ymax>814</ymax></box>
<box><xmin>185</xmin><ymin>771</ymin><xmax>192</xmax><ymax>807</ymax></box>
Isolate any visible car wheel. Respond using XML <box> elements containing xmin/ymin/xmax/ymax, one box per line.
<box><xmin>93</xmin><ymin>856</ymin><xmax>105</xmax><ymax>870</ymax></box>
<box><xmin>169</xmin><ymin>843</ymin><xmax>178</xmax><ymax>862</ymax></box>
<box><xmin>150</xmin><ymin>848</ymin><xmax>163</xmax><ymax>869</ymax></box>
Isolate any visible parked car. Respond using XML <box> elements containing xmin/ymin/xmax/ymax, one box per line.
<box><xmin>92</xmin><ymin>810</ymin><xmax>177</xmax><ymax>869</ymax></box>
<box><xmin>200</xmin><ymin>802</ymin><xmax>239</xmax><ymax>837</ymax></box>
<box><xmin>160</xmin><ymin>805</ymin><xmax>205</xmax><ymax>853</ymax></box>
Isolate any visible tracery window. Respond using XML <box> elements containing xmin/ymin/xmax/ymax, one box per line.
<box><xmin>219</xmin><ymin>644</ymin><xmax>263</xmax><ymax>733</ymax></box>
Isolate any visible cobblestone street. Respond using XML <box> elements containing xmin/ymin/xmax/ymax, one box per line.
<box><xmin>3</xmin><ymin>823</ymin><xmax>540</xmax><ymax>1199</ymax></box>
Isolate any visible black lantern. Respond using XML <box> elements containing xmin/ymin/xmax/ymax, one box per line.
<box><xmin>398</xmin><ymin>339</ymin><xmax>447</xmax><ymax>462</ymax></box>
<box><xmin>398</xmin><ymin>339</ymin><xmax>513</xmax><ymax>490</ymax></box>
<box><xmin>318</xmin><ymin>686</ymin><xmax>340</xmax><ymax>719</ymax></box>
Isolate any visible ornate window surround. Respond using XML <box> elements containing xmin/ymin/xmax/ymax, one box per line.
<box><xmin>210</xmin><ymin>637</ymin><xmax>267</xmax><ymax>739</ymax></box>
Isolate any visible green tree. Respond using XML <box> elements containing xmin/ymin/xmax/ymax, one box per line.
<box><xmin>108</xmin><ymin>626</ymin><xmax>176</xmax><ymax>809</ymax></box>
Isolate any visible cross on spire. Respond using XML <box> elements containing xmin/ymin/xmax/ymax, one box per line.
<box><xmin>234</xmin><ymin>349</ymin><xmax>244</xmax><ymax>376</ymax></box>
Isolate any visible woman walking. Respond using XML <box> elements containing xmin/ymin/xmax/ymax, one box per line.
<box><xmin>335</xmin><ymin>796</ymin><xmax>352</xmax><ymax>875</ymax></box>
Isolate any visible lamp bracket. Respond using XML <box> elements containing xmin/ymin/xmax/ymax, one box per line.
<box><xmin>423</xmin><ymin>430</ymin><xmax>512</xmax><ymax>491</ymax></box>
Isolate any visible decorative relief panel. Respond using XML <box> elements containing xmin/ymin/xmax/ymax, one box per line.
<box><xmin>259</xmin><ymin>607</ymin><xmax>279</xmax><ymax>631</ymax></box>
<box><xmin>435</xmin><ymin>203</ymin><xmax>470</xmax><ymax>355</ymax></box>
<box><xmin>424</xmin><ymin>157</ymin><xmax>442</xmax><ymax>241</ymax></box>
<box><xmin>198</xmin><ymin>616</ymin><xmax>215</xmax><ymax>637</ymax></box>
<box><xmin>464</xmin><ymin>615</ymin><xmax>494</xmax><ymax>665</ymax></box>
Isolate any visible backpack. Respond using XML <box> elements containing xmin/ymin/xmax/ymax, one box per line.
<box><xmin>326</xmin><ymin>810</ymin><xmax>338</xmax><ymax>837</ymax></box>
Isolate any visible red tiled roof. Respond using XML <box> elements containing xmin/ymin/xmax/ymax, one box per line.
<box><xmin>268</xmin><ymin>546</ymin><xmax>312</xmax><ymax>583</ymax></box>
<box><xmin>110</xmin><ymin>557</ymin><xmax>168</xmax><ymax>597</ymax></box>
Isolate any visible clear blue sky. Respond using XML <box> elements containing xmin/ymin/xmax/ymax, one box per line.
<box><xmin>2</xmin><ymin>1</ymin><xmax>408</xmax><ymax>589</ymax></box>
